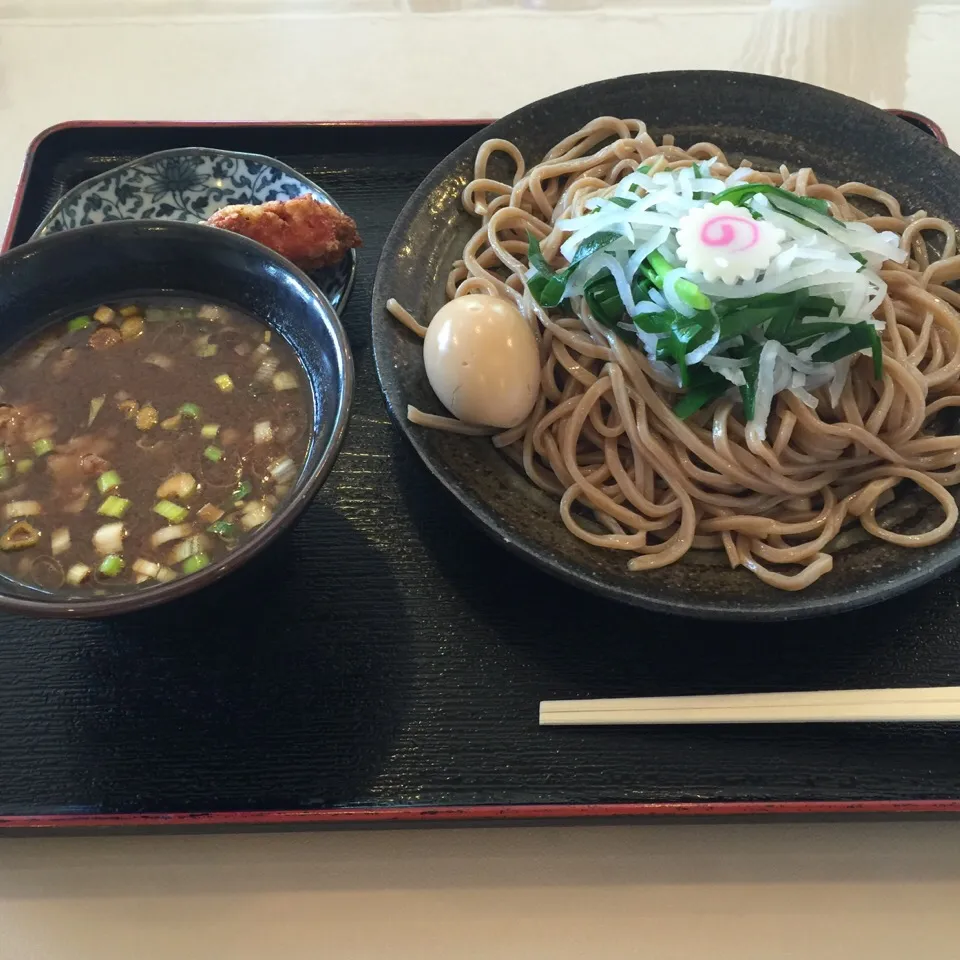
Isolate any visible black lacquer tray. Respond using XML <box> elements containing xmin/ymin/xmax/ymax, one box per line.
<box><xmin>2</xmin><ymin>116</ymin><xmax>959</xmax><ymax>831</ymax></box>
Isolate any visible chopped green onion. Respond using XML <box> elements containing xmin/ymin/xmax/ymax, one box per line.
<box><xmin>608</xmin><ymin>196</ymin><xmax>635</xmax><ymax>209</ymax></box>
<box><xmin>872</xmin><ymin>332</ymin><xmax>884</xmax><ymax>380</ymax></box>
<box><xmin>570</xmin><ymin>230</ymin><xmax>624</xmax><ymax>265</ymax></box>
<box><xmin>93</xmin><ymin>521</ymin><xmax>125</xmax><ymax>555</ymax></box>
<box><xmin>197</xmin><ymin>503</ymin><xmax>225</xmax><ymax>525</ymax></box>
<box><xmin>656</xmin><ymin>332</ymin><xmax>691</xmax><ymax>387</ymax></box>
<box><xmin>51</xmin><ymin>527</ymin><xmax>71</xmax><ymax>556</ymax></box>
<box><xmin>525</xmin><ymin>230</ymin><xmax>623</xmax><ymax>309</ymax></box>
<box><xmin>691</xmin><ymin>162</ymin><xmax>711</xmax><ymax>200</ymax></box>
<box><xmin>132</xmin><ymin>558</ymin><xmax>161</xmax><ymax>579</ymax></box>
<box><xmin>240</xmin><ymin>501</ymin><xmax>272</xmax><ymax>531</ymax></box>
<box><xmin>214</xmin><ymin>373</ymin><xmax>234</xmax><ymax>393</ymax></box>
<box><xmin>201</xmin><ymin>423</ymin><xmax>220</xmax><ymax>439</ymax></box>
<box><xmin>154</xmin><ymin>500</ymin><xmax>189</xmax><ymax>524</ymax></box>
<box><xmin>735</xmin><ymin>350</ymin><xmax>762</xmax><ymax>421</ymax></box>
<box><xmin>254</xmin><ymin>355</ymin><xmax>280</xmax><ymax>384</ymax></box>
<box><xmin>203</xmin><ymin>445</ymin><xmax>223</xmax><ymax>462</ymax></box>
<box><xmin>645</xmin><ymin>250</ymin><xmax>711</xmax><ymax>310</ymax></box>
<box><xmin>182</xmin><ymin>552</ymin><xmax>211</xmax><ymax>575</ymax></box>
<box><xmin>144</xmin><ymin>353</ymin><xmax>173</xmax><ymax>371</ymax></box>
<box><xmin>15</xmin><ymin>459</ymin><xmax>33</xmax><ymax>475</ymax></box>
<box><xmin>267</xmin><ymin>456</ymin><xmax>295</xmax><ymax>483</ymax></box>
<box><xmin>207</xmin><ymin>519</ymin><xmax>239</xmax><ymax>540</ymax></box>
<box><xmin>525</xmin><ymin>231</ymin><xmax>557</xmax><ymax>304</ymax></box>
<box><xmin>150</xmin><ymin>523</ymin><xmax>194</xmax><ymax>548</ymax></box>
<box><xmin>87</xmin><ymin>395</ymin><xmax>106</xmax><ymax>427</ymax></box>
<box><xmin>196</xmin><ymin>343</ymin><xmax>218</xmax><ymax>358</ymax></box>
<box><xmin>167</xmin><ymin>535</ymin><xmax>204</xmax><ymax>564</ymax></box>
<box><xmin>812</xmin><ymin>321</ymin><xmax>884</xmax><ymax>379</ymax></box>
<box><xmin>711</xmin><ymin>182</ymin><xmax>831</xmax><ymax>216</ymax></box>
<box><xmin>673</xmin><ymin>369</ymin><xmax>731</xmax><ymax>420</ymax></box>
<box><xmin>272</xmin><ymin>371</ymin><xmax>298</xmax><ymax>391</ymax></box>
<box><xmin>98</xmin><ymin>554</ymin><xmax>125</xmax><ymax>577</ymax></box>
<box><xmin>583</xmin><ymin>270</ymin><xmax>625</xmax><ymax>328</ymax></box>
<box><xmin>66</xmin><ymin>562</ymin><xmax>91</xmax><ymax>585</ymax></box>
<box><xmin>32</xmin><ymin>437</ymin><xmax>54</xmax><ymax>457</ymax></box>
<box><xmin>97</xmin><ymin>470</ymin><xmax>122</xmax><ymax>494</ymax></box>
<box><xmin>156</xmin><ymin>472</ymin><xmax>197</xmax><ymax>500</ymax></box>
<box><xmin>136</xmin><ymin>405</ymin><xmax>159</xmax><ymax>431</ymax></box>
<box><xmin>0</xmin><ymin>519</ymin><xmax>39</xmax><ymax>551</ymax></box>
<box><xmin>231</xmin><ymin>479</ymin><xmax>252</xmax><ymax>503</ymax></box>
<box><xmin>98</xmin><ymin>495</ymin><xmax>131</xmax><ymax>519</ymax></box>
<box><xmin>198</xmin><ymin>304</ymin><xmax>227</xmax><ymax>321</ymax></box>
<box><xmin>5</xmin><ymin>500</ymin><xmax>40</xmax><ymax>519</ymax></box>
<box><xmin>720</xmin><ymin>305</ymin><xmax>790</xmax><ymax>341</ymax></box>
<box><xmin>715</xmin><ymin>293</ymin><xmax>841</xmax><ymax>345</ymax></box>
<box><xmin>120</xmin><ymin>312</ymin><xmax>146</xmax><ymax>334</ymax></box>
<box><xmin>67</xmin><ymin>315</ymin><xmax>92</xmax><ymax>332</ymax></box>
<box><xmin>179</xmin><ymin>402</ymin><xmax>201</xmax><ymax>419</ymax></box>
<box><xmin>118</xmin><ymin>399</ymin><xmax>138</xmax><ymax>420</ymax></box>
<box><xmin>253</xmin><ymin>420</ymin><xmax>274</xmax><ymax>445</ymax></box>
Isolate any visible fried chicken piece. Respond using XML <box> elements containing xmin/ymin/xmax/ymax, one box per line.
<box><xmin>206</xmin><ymin>195</ymin><xmax>361</xmax><ymax>269</ymax></box>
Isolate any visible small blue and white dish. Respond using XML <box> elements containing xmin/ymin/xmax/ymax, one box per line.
<box><xmin>33</xmin><ymin>147</ymin><xmax>356</xmax><ymax>312</ymax></box>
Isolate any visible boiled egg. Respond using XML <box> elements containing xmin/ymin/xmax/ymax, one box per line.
<box><xmin>423</xmin><ymin>295</ymin><xmax>540</xmax><ymax>429</ymax></box>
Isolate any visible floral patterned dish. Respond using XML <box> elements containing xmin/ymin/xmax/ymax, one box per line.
<box><xmin>32</xmin><ymin>148</ymin><xmax>356</xmax><ymax>312</ymax></box>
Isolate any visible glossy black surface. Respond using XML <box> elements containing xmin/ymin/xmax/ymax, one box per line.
<box><xmin>4</xmin><ymin>118</ymin><xmax>960</xmax><ymax>822</ymax></box>
<box><xmin>0</xmin><ymin>220</ymin><xmax>352</xmax><ymax>617</ymax></box>
<box><xmin>373</xmin><ymin>72</ymin><xmax>960</xmax><ymax>621</ymax></box>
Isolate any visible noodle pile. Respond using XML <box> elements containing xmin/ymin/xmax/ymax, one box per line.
<box><xmin>388</xmin><ymin>116</ymin><xmax>960</xmax><ymax>591</ymax></box>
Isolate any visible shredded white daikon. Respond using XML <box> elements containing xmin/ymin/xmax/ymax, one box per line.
<box><xmin>538</xmin><ymin>161</ymin><xmax>904</xmax><ymax>434</ymax></box>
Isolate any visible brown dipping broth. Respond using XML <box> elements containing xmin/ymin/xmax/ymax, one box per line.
<box><xmin>0</xmin><ymin>297</ymin><xmax>309</xmax><ymax>593</ymax></box>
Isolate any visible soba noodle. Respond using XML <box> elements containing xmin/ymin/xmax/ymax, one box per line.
<box><xmin>388</xmin><ymin>117</ymin><xmax>960</xmax><ymax>591</ymax></box>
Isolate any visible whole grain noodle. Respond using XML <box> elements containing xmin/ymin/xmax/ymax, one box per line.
<box><xmin>387</xmin><ymin>116</ymin><xmax>960</xmax><ymax>590</ymax></box>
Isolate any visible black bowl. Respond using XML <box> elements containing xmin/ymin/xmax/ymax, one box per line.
<box><xmin>0</xmin><ymin>219</ymin><xmax>353</xmax><ymax>617</ymax></box>
<box><xmin>372</xmin><ymin>70</ymin><xmax>960</xmax><ymax>621</ymax></box>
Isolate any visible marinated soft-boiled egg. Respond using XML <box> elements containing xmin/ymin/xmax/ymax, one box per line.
<box><xmin>423</xmin><ymin>294</ymin><xmax>540</xmax><ymax>429</ymax></box>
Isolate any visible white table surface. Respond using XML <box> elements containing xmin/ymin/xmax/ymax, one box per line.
<box><xmin>4</xmin><ymin>1</ymin><xmax>960</xmax><ymax>957</ymax></box>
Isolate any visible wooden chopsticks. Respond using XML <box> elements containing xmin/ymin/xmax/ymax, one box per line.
<box><xmin>539</xmin><ymin>686</ymin><xmax>960</xmax><ymax>726</ymax></box>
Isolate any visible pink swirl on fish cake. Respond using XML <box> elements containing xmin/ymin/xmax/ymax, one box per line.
<box><xmin>700</xmin><ymin>214</ymin><xmax>760</xmax><ymax>253</ymax></box>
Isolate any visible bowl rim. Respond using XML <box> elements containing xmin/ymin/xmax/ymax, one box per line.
<box><xmin>0</xmin><ymin>219</ymin><xmax>354</xmax><ymax>618</ymax></box>
<box><xmin>372</xmin><ymin>68</ymin><xmax>960</xmax><ymax>622</ymax></box>
<box><xmin>32</xmin><ymin>146</ymin><xmax>358</xmax><ymax>313</ymax></box>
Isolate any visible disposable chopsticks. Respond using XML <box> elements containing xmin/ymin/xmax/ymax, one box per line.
<box><xmin>539</xmin><ymin>686</ymin><xmax>960</xmax><ymax>726</ymax></box>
